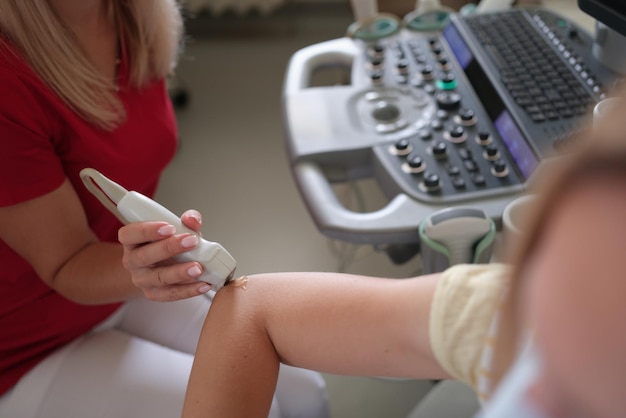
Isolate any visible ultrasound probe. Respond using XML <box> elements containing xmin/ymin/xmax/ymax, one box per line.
<box><xmin>80</xmin><ymin>168</ymin><xmax>237</xmax><ymax>291</ymax></box>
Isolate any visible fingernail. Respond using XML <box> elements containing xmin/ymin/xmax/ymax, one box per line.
<box><xmin>189</xmin><ymin>212</ymin><xmax>202</xmax><ymax>224</ymax></box>
<box><xmin>181</xmin><ymin>235</ymin><xmax>199</xmax><ymax>248</ymax></box>
<box><xmin>158</xmin><ymin>225</ymin><xmax>176</xmax><ymax>236</ymax></box>
<box><xmin>187</xmin><ymin>265</ymin><xmax>202</xmax><ymax>277</ymax></box>
<box><xmin>198</xmin><ymin>283</ymin><xmax>212</xmax><ymax>294</ymax></box>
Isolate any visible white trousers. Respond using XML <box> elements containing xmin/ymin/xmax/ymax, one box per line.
<box><xmin>0</xmin><ymin>295</ymin><xmax>330</xmax><ymax>418</ymax></box>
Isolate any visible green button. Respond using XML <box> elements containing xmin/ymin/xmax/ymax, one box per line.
<box><xmin>436</xmin><ymin>79</ymin><xmax>457</xmax><ymax>90</ymax></box>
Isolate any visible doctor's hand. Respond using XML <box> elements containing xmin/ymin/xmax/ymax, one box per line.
<box><xmin>118</xmin><ymin>209</ymin><xmax>211</xmax><ymax>301</ymax></box>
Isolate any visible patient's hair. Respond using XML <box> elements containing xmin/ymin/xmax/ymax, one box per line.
<box><xmin>510</xmin><ymin>87</ymin><xmax>626</xmax><ymax>277</ymax></box>
<box><xmin>491</xmin><ymin>85</ymin><xmax>626</xmax><ymax>381</ymax></box>
<box><xmin>0</xmin><ymin>0</ymin><xmax>183</xmax><ymax>131</ymax></box>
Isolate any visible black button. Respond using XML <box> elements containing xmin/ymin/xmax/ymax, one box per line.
<box><xmin>493</xmin><ymin>159</ymin><xmax>507</xmax><ymax>173</ymax></box>
<box><xmin>459</xmin><ymin>109</ymin><xmax>475</xmax><ymax>122</ymax></box>
<box><xmin>452</xmin><ymin>177</ymin><xmax>466</xmax><ymax>189</ymax></box>
<box><xmin>436</xmin><ymin>110</ymin><xmax>449</xmax><ymax>120</ymax></box>
<box><xmin>477</xmin><ymin>131</ymin><xmax>491</xmax><ymax>144</ymax></box>
<box><xmin>395</xmin><ymin>139</ymin><xmax>410</xmax><ymax>151</ymax></box>
<box><xmin>393</xmin><ymin>47</ymin><xmax>405</xmax><ymax>60</ymax></box>
<box><xmin>458</xmin><ymin>148</ymin><xmax>473</xmax><ymax>160</ymax></box>
<box><xmin>420</xmin><ymin>65</ymin><xmax>434</xmax><ymax>78</ymax></box>
<box><xmin>435</xmin><ymin>91</ymin><xmax>462</xmax><ymax>110</ymax></box>
<box><xmin>441</xmin><ymin>73</ymin><xmax>456</xmax><ymax>83</ymax></box>
<box><xmin>430</xmin><ymin>120</ymin><xmax>444</xmax><ymax>131</ymax></box>
<box><xmin>450</xmin><ymin>126</ymin><xmax>465</xmax><ymax>138</ymax></box>
<box><xmin>419</xmin><ymin>129</ymin><xmax>432</xmax><ymax>140</ymax></box>
<box><xmin>485</xmin><ymin>144</ymin><xmax>499</xmax><ymax>158</ymax></box>
<box><xmin>397</xmin><ymin>59</ymin><xmax>409</xmax><ymax>70</ymax></box>
<box><xmin>413</xmin><ymin>54</ymin><xmax>426</xmax><ymax>64</ymax></box>
<box><xmin>463</xmin><ymin>160</ymin><xmax>478</xmax><ymax>172</ymax></box>
<box><xmin>423</xmin><ymin>172</ymin><xmax>440</xmax><ymax>188</ymax></box>
<box><xmin>432</xmin><ymin>141</ymin><xmax>447</xmax><ymax>157</ymax></box>
<box><xmin>472</xmin><ymin>173</ymin><xmax>486</xmax><ymax>185</ymax></box>
<box><xmin>407</xmin><ymin>154</ymin><xmax>424</xmax><ymax>168</ymax></box>
<box><xmin>447</xmin><ymin>165</ymin><xmax>460</xmax><ymax>175</ymax></box>
<box><xmin>411</xmin><ymin>79</ymin><xmax>425</xmax><ymax>88</ymax></box>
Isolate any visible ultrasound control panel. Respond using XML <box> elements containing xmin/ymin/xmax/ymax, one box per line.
<box><xmin>282</xmin><ymin>8</ymin><xmax>622</xmax><ymax>244</ymax></box>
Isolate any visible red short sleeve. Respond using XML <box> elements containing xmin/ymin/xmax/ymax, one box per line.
<box><xmin>0</xmin><ymin>68</ymin><xmax>65</xmax><ymax>206</ymax></box>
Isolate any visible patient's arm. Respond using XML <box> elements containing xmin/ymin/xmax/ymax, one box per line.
<box><xmin>182</xmin><ymin>272</ymin><xmax>449</xmax><ymax>418</ymax></box>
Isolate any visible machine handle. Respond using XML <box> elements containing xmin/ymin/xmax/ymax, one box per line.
<box><xmin>293</xmin><ymin>161</ymin><xmax>516</xmax><ymax>244</ymax></box>
<box><xmin>293</xmin><ymin>161</ymin><xmax>435</xmax><ymax>244</ymax></box>
<box><xmin>283</xmin><ymin>38</ymin><xmax>358</xmax><ymax>95</ymax></box>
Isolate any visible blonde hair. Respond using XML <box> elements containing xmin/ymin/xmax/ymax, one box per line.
<box><xmin>0</xmin><ymin>0</ymin><xmax>183</xmax><ymax>131</ymax></box>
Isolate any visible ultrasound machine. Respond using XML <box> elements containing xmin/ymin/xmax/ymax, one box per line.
<box><xmin>282</xmin><ymin>0</ymin><xmax>626</xmax><ymax>265</ymax></box>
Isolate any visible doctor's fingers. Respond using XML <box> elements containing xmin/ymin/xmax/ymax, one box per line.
<box><xmin>133</xmin><ymin>263</ymin><xmax>211</xmax><ymax>302</ymax></box>
<box><xmin>118</xmin><ymin>221</ymin><xmax>177</xmax><ymax>246</ymax></box>
<box><xmin>181</xmin><ymin>209</ymin><xmax>203</xmax><ymax>234</ymax></box>
<box><xmin>121</xmin><ymin>233</ymin><xmax>200</xmax><ymax>270</ymax></box>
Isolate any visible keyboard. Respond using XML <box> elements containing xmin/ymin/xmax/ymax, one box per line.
<box><xmin>467</xmin><ymin>11</ymin><xmax>598</xmax><ymax>124</ymax></box>
<box><xmin>449</xmin><ymin>8</ymin><xmax>620</xmax><ymax>155</ymax></box>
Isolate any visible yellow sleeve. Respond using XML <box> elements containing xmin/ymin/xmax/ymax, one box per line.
<box><xmin>429</xmin><ymin>263</ymin><xmax>512</xmax><ymax>389</ymax></box>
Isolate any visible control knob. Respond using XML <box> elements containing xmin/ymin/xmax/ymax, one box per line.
<box><xmin>483</xmin><ymin>144</ymin><xmax>500</xmax><ymax>161</ymax></box>
<box><xmin>431</xmin><ymin>46</ymin><xmax>444</xmax><ymax>57</ymax></box>
<box><xmin>435</xmin><ymin>91</ymin><xmax>462</xmax><ymax>110</ymax></box>
<box><xmin>455</xmin><ymin>109</ymin><xmax>477</xmax><ymax>126</ymax></box>
<box><xmin>420</xmin><ymin>65</ymin><xmax>435</xmax><ymax>81</ymax></box>
<box><xmin>368</xmin><ymin>58</ymin><xmax>384</xmax><ymax>71</ymax></box>
<box><xmin>444</xmin><ymin>126</ymin><xmax>467</xmax><ymax>143</ymax></box>
<box><xmin>421</xmin><ymin>172</ymin><xmax>441</xmax><ymax>192</ymax></box>
<box><xmin>491</xmin><ymin>159</ymin><xmax>509</xmax><ymax>177</ymax></box>
<box><xmin>431</xmin><ymin>141</ymin><xmax>448</xmax><ymax>159</ymax></box>
<box><xmin>476</xmin><ymin>131</ymin><xmax>492</xmax><ymax>145</ymax></box>
<box><xmin>396</xmin><ymin>59</ymin><xmax>409</xmax><ymax>75</ymax></box>
<box><xmin>390</xmin><ymin>138</ymin><xmax>412</xmax><ymax>156</ymax></box>
<box><xmin>403</xmin><ymin>153</ymin><xmax>426</xmax><ymax>174</ymax></box>
<box><xmin>368</xmin><ymin>45</ymin><xmax>385</xmax><ymax>60</ymax></box>
<box><xmin>370</xmin><ymin>72</ymin><xmax>383</xmax><ymax>85</ymax></box>
<box><xmin>438</xmin><ymin>58</ymin><xmax>451</xmax><ymax>71</ymax></box>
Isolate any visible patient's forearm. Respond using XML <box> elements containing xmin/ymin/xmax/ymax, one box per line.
<box><xmin>182</xmin><ymin>272</ymin><xmax>446</xmax><ymax>417</ymax></box>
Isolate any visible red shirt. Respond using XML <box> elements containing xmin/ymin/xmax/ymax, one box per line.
<box><xmin>0</xmin><ymin>40</ymin><xmax>178</xmax><ymax>395</ymax></box>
